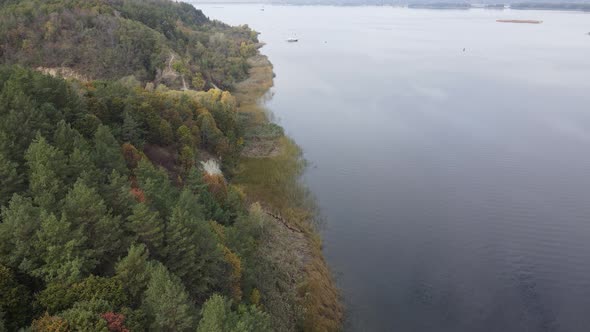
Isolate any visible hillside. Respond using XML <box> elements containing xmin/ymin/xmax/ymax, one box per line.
<box><xmin>0</xmin><ymin>0</ymin><xmax>259</xmax><ymax>89</ymax></box>
<box><xmin>0</xmin><ymin>1</ymin><xmax>342</xmax><ymax>331</ymax></box>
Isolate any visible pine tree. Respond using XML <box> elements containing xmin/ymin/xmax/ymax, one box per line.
<box><xmin>121</xmin><ymin>112</ymin><xmax>143</xmax><ymax>147</ymax></box>
<box><xmin>127</xmin><ymin>203</ymin><xmax>165</xmax><ymax>259</ymax></box>
<box><xmin>197</xmin><ymin>294</ymin><xmax>272</xmax><ymax>332</ymax></box>
<box><xmin>60</xmin><ymin>299</ymin><xmax>111</xmax><ymax>332</ymax></box>
<box><xmin>93</xmin><ymin>125</ymin><xmax>127</xmax><ymax>177</ymax></box>
<box><xmin>115</xmin><ymin>244</ymin><xmax>151</xmax><ymax>305</ymax></box>
<box><xmin>100</xmin><ymin>170</ymin><xmax>135</xmax><ymax>219</ymax></box>
<box><xmin>0</xmin><ymin>195</ymin><xmax>41</xmax><ymax>272</ymax></box>
<box><xmin>164</xmin><ymin>189</ymin><xmax>223</xmax><ymax>300</ymax></box>
<box><xmin>53</xmin><ymin>120</ymin><xmax>85</xmax><ymax>155</ymax></box>
<box><xmin>25</xmin><ymin>134</ymin><xmax>67</xmax><ymax>212</ymax></box>
<box><xmin>158</xmin><ymin>120</ymin><xmax>174</xmax><ymax>146</ymax></box>
<box><xmin>142</xmin><ymin>262</ymin><xmax>196</xmax><ymax>332</ymax></box>
<box><xmin>62</xmin><ymin>180</ymin><xmax>127</xmax><ymax>267</ymax></box>
<box><xmin>135</xmin><ymin>159</ymin><xmax>177</xmax><ymax>217</ymax></box>
<box><xmin>0</xmin><ymin>151</ymin><xmax>22</xmax><ymax>207</ymax></box>
<box><xmin>0</xmin><ymin>264</ymin><xmax>32</xmax><ymax>331</ymax></box>
<box><xmin>33</xmin><ymin>212</ymin><xmax>94</xmax><ymax>283</ymax></box>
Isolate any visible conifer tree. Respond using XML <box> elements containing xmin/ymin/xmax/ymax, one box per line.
<box><xmin>33</xmin><ymin>212</ymin><xmax>94</xmax><ymax>283</ymax></box>
<box><xmin>0</xmin><ymin>264</ymin><xmax>32</xmax><ymax>331</ymax></box>
<box><xmin>127</xmin><ymin>203</ymin><xmax>165</xmax><ymax>259</ymax></box>
<box><xmin>0</xmin><ymin>195</ymin><xmax>40</xmax><ymax>272</ymax></box>
<box><xmin>25</xmin><ymin>135</ymin><xmax>67</xmax><ymax>212</ymax></box>
<box><xmin>115</xmin><ymin>244</ymin><xmax>151</xmax><ymax>305</ymax></box>
<box><xmin>93</xmin><ymin>125</ymin><xmax>127</xmax><ymax>177</ymax></box>
<box><xmin>164</xmin><ymin>189</ymin><xmax>223</xmax><ymax>300</ymax></box>
<box><xmin>62</xmin><ymin>180</ymin><xmax>127</xmax><ymax>267</ymax></box>
<box><xmin>0</xmin><ymin>151</ymin><xmax>22</xmax><ymax>207</ymax></box>
<box><xmin>142</xmin><ymin>262</ymin><xmax>196</xmax><ymax>332</ymax></box>
<box><xmin>135</xmin><ymin>159</ymin><xmax>177</xmax><ymax>217</ymax></box>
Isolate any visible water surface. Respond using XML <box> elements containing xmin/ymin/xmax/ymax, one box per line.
<box><xmin>195</xmin><ymin>5</ymin><xmax>590</xmax><ymax>331</ymax></box>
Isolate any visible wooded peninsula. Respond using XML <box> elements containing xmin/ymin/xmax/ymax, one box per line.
<box><xmin>0</xmin><ymin>0</ymin><xmax>342</xmax><ymax>331</ymax></box>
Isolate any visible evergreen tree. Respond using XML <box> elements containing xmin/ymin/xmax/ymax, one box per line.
<box><xmin>33</xmin><ymin>212</ymin><xmax>94</xmax><ymax>284</ymax></box>
<box><xmin>25</xmin><ymin>134</ymin><xmax>67</xmax><ymax>212</ymax></box>
<box><xmin>0</xmin><ymin>83</ymin><xmax>50</xmax><ymax>164</ymax></box>
<box><xmin>60</xmin><ymin>299</ymin><xmax>111</xmax><ymax>332</ymax></box>
<box><xmin>142</xmin><ymin>263</ymin><xmax>196</xmax><ymax>332</ymax></box>
<box><xmin>0</xmin><ymin>313</ymin><xmax>5</xmax><ymax>332</ymax></box>
<box><xmin>176</xmin><ymin>125</ymin><xmax>194</xmax><ymax>148</ymax></box>
<box><xmin>0</xmin><ymin>151</ymin><xmax>23</xmax><ymax>207</ymax></box>
<box><xmin>197</xmin><ymin>294</ymin><xmax>271</xmax><ymax>332</ymax></box>
<box><xmin>135</xmin><ymin>159</ymin><xmax>177</xmax><ymax>217</ymax></box>
<box><xmin>62</xmin><ymin>180</ymin><xmax>127</xmax><ymax>267</ymax></box>
<box><xmin>93</xmin><ymin>125</ymin><xmax>127</xmax><ymax>177</ymax></box>
<box><xmin>158</xmin><ymin>119</ymin><xmax>174</xmax><ymax>146</ymax></box>
<box><xmin>121</xmin><ymin>111</ymin><xmax>143</xmax><ymax>147</ymax></box>
<box><xmin>127</xmin><ymin>203</ymin><xmax>165</xmax><ymax>259</ymax></box>
<box><xmin>115</xmin><ymin>244</ymin><xmax>151</xmax><ymax>305</ymax></box>
<box><xmin>0</xmin><ymin>264</ymin><xmax>32</xmax><ymax>331</ymax></box>
<box><xmin>53</xmin><ymin>120</ymin><xmax>85</xmax><ymax>155</ymax></box>
<box><xmin>100</xmin><ymin>170</ymin><xmax>135</xmax><ymax>219</ymax></box>
<box><xmin>164</xmin><ymin>189</ymin><xmax>223</xmax><ymax>300</ymax></box>
<box><xmin>0</xmin><ymin>195</ymin><xmax>41</xmax><ymax>272</ymax></box>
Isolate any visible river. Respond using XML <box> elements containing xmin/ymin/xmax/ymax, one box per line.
<box><xmin>194</xmin><ymin>4</ymin><xmax>590</xmax><ymax>331</ymax></box>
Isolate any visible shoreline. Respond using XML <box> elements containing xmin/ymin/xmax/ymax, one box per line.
<box><xmin>233</xmin><ymin>51</ymin><xmax>344</xmax><ymax>330</ymax></box>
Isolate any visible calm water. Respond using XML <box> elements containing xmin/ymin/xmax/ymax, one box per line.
<box><xmin>196</xmin><ymin>5</ymin><xmax>590</xmax><ymax>331</ymax></box>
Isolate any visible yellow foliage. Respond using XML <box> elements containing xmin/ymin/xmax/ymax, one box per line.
<box><xmin>223</xmin><ymin>246</ymin><xmax>242</xmax><ymax>302</ymax></box>
<box><xmin>31</xmin><ymin>312</ymin><xmax>70</xmax><ymax>332</ymax></box>
<box><xmin>250</xmin><ymin>288</ymin><xmax>261</xmax><ymax>307</ymax></box>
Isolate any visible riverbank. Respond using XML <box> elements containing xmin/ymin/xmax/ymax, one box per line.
<box><xmin>233</xmin><ymin>51</ymin><xmax>344</xmax><ymax>331</ymax></box>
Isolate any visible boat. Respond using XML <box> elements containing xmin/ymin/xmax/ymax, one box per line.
<box><xmin>287</xmin><ymin>38</ymin><xmax>298</xmax><ymax>42</ymax></box>
<box><xmin>496</xmin><ymin>19</ymin><xmax>543</xmax><ymax>24</ymax></box>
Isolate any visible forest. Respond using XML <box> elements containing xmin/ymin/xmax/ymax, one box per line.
<box><xmin>0</xmin><ymin>0</ymin><xmax>340</xmax><ymax>331</ymax></box>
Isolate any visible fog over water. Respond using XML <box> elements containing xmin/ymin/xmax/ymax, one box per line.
<box><xmin>195</xmin><ymin>4</ymin><xmax>590</xmax><ymax>331</ymax></box>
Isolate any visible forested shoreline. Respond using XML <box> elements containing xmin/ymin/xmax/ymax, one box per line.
<box><xmin>0</xmin><ymin>0</ymin><xmax>342</xmax><ymax>331</ymax></box>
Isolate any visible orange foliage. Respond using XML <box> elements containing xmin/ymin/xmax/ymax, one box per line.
<box><xmin>202</xmin><ymin>173</ymin><xmax>227</xmax><ymax>201</ymax></box>
<box><xmin>31</xmin><ymin>312</ymin><xmax>70</xmax><ymax>332</ymax></box>
<box><xmin>130</xmin><ymin>188</ymin><xmax>146</xmax><ymax>203</ymax></box>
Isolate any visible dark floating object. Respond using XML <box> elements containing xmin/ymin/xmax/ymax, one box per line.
<box><xmin>497</xmin><ymin>19</ymin><xmax>543</xmax><ymax>24</ymax></box>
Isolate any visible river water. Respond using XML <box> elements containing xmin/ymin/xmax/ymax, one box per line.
<box><xmin>195</xmin><ymin>4</ymin><xmax>590</xmax><ymax>331</ymax></box>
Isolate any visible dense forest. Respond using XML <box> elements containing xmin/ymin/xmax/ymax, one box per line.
<box><xmin>0</xmin><ymin>1</ymin><xmax>340</xmax><ymax>331</ymax></box>
<box><xmin>0</xmin><ymin>0</ymin><xmax>259</xmax><ymax>89</ymax></box>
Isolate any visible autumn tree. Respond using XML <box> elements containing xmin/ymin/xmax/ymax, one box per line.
<box><xmin>30</xmin><ymin>312</ymin><xmax>70</xmax><ymax>332</ymax></box>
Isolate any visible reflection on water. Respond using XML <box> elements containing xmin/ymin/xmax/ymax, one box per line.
<box><xmin>197</xmin><ymin>4</ymin><xmax>590</xmax><ymax>331</ymax></box>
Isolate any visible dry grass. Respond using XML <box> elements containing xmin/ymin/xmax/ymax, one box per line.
<box><xmin>234</xmin><ymin>54</ymin><xmax>344</xmax><ymax>330</ymax></box>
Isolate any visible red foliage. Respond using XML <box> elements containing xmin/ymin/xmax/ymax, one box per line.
<box><xmin>130</xmin><ymin>188</ymin><xmax>146</xmax><ymax>203</ymax></box>
<box><xmin>101</xmin><ymin>312</ymin><xmax>129</xmax><ymax>332</ymax></box>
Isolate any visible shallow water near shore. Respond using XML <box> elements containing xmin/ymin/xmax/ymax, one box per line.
<box><xmin>195</xmin><ymin>5</ymin><xmax>590</xmax><ymax>331</ymax></box>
